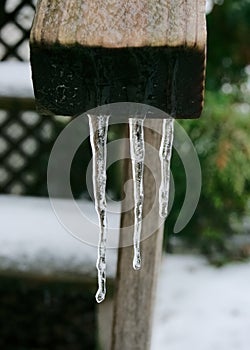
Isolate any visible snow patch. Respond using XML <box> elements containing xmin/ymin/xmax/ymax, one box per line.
<box><xmin>0</xmin><ymin>62</ymin><xmax>34</xmax><ymax>98</ymax></box>
<box><xmin>152</xmin><ymin>254</ymin><xmax>250</xmax><ymax>350</ymax></box>
<box><xmin>0</xmin><ymin>195</ymin><xmax>118</xmax><ymax>277</ymax></box>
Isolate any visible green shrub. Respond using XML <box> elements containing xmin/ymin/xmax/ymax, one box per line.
<box><xmin>166</xmin><ymin>90</ymin><xmax>250</xmax><ymax>261</ymax></box>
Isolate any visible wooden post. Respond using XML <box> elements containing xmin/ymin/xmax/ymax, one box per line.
<box><xmin>30</xmin><ymin>1</ymin><xmax>207</xmax><ymax>349</ymax></box>
<box><xmin>112</xmin><ymin>119</ymin><xmax>164</xmax><ymax>350</ymax></box>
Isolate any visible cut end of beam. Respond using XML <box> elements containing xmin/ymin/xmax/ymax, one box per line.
<box><xmin>30</xmin><ymin>0</ymin><xmax>207</xmax><ymax>119</ymax></box>
<box><xmin>31</xmin><ymin>0</ymin><xmax>206</xmax><ymax>50</ymax></box>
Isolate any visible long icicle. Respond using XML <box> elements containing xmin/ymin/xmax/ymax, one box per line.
<box><xmin>129</xmin><ymin>118</ymin><xmax>145</xmax><ymax>270</ymax></box>
<box><xmin>159</xmin><ymin>118</ymin><xmax>174</xmax><ymax>218</ymax></box>
<box><xmin>88</xmin><ymin>114</ymin><xmax>109</xmax><ymax>303</ymax></box>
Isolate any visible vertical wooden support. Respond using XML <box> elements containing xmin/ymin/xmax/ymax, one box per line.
<box><xmin>30</xmin><ymin>1</ymin><xmax>207</xmax><ymax>348</ymax></box>
<box><xmin>112</xmin><ymin>119</ymin><xmax>164</xmax><ymax>350</ymax></box>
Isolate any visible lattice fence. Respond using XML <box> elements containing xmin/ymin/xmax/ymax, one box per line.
<box><xmin>0</xmin><ymin>0</ymin><xmax>92</xmax><ymax>197</ymax></box>
<box><xmin>0</xmin><ymin>106</ymin><xmax>67</xmax><ymax>195</ymax></box>
<box><xmin>0</xmin><ymin>104</ymin><xmax>90</xmax><ymax>196</ymax></box>
<box><xmin>0</xmin><ymin>0</ymin><xmax>37</xmax><ymax>61</ymax></box>
<box><xmin>0</xmin><ymin>0</ymin><xmax>58</xmax><ymax>196</ymax></box>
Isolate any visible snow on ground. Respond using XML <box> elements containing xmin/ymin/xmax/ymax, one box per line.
<box><xmin>0</xmin><ymin>62</ymin><xmax>34</xmax><ymax>98</ymax></box>
<box><xmin>152</xmin><ymin>254</ymin><xmax>250</xmax><ymax>350</ymax></box>
<box><xmin>0</xmin><ymin>195</ymin><xmax>119</xmax><ymax>276</ymax></box>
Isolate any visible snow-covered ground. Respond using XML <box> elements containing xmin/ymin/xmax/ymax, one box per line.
<box><xmin>0</xmin><ymin>195</ymin><xmax>250</xmax><ymax>350</ymax></box>
<box><xmin>0</xmin><ymin>62</ymin><xmax>34</xmax><ymax>98</ymax></box>
<box><xmin>152</xmin><ymin>255</ymin><xmax>250</xmax><ymax>350</ymax></box>
<box><xmin>0</xmin><ymin>195</ymin><xmax>119</xmax><ymax>276</ymax></box>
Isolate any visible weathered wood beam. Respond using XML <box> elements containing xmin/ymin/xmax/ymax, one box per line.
<box><xmin>29</xmin><ymin>3</ymin><xmax>207</xmax><ymax>349</ymax></box>
<box><xmin>111</xmin><ymin>119</ymin><xmax>165</xmax><ymax>350</ymax></box>
<box><xmin>30</xmin><ymin>0</ymin><xmax>206</xmax><ymax>118</ymax></box>
<box><xmin>31</xmin><ymin>0</ymin><xmax>206</xmax><ymax>49</ymax></box>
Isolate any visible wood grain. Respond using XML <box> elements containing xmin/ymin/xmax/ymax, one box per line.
<box><xmin>31</xmin><ymin>0</ymin><xmax>206</xmax><ymax>49</ymax></box>
<box><xmin>111</xmin><ymin>119</ymin><xmax>165</xmax><ymax>350</ymax></box>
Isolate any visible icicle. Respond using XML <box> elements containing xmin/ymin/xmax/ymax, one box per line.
<box><xmin>129</xmin><ymin>118</ymin><xmax>145</xmax><ymax>270</ymax></box>
<box><xmin>159</xmin><ymin>118</ymin><xmax>174</xmax><ymax>218</ymax></box>
<box><xmin>88</xmin><ymin>114</ymin><xmax>109</xmax><ymax>303</ymax></box>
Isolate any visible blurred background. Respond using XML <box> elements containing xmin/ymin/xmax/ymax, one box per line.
<box><xmin>0</xmin><ymin>0</ymin><xmax>250</xmax><ymax>349</ymax></box>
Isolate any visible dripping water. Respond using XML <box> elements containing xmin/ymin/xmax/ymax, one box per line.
<box><xmin>88</xmin><ymin>114</ymin><xmax>109</xmax><ymax>303</ymax></box>
<box><xmin>129</xmin><ymin>118</ymin><xmax>145</xmax><ymax>270</ymax></box>
<box><xmin>159</xmin><ymin>118</ymin><xmax>174</xmax><ymax>218</ymax></box>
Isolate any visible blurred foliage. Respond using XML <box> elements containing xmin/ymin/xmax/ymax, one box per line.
<box><xmin>166</xmin><ymin>91</ymin><xmax>250</xmax><ymax>262</ymax></box>
<box><xmin>206</xmin><ymin>0</ymin><xmax>250</xmax><ymax>90</ymax></box>
<box><xmin>165</xmin><ymin>0</ymin><xmax>250</xmax><ymax>262</ymax></box>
